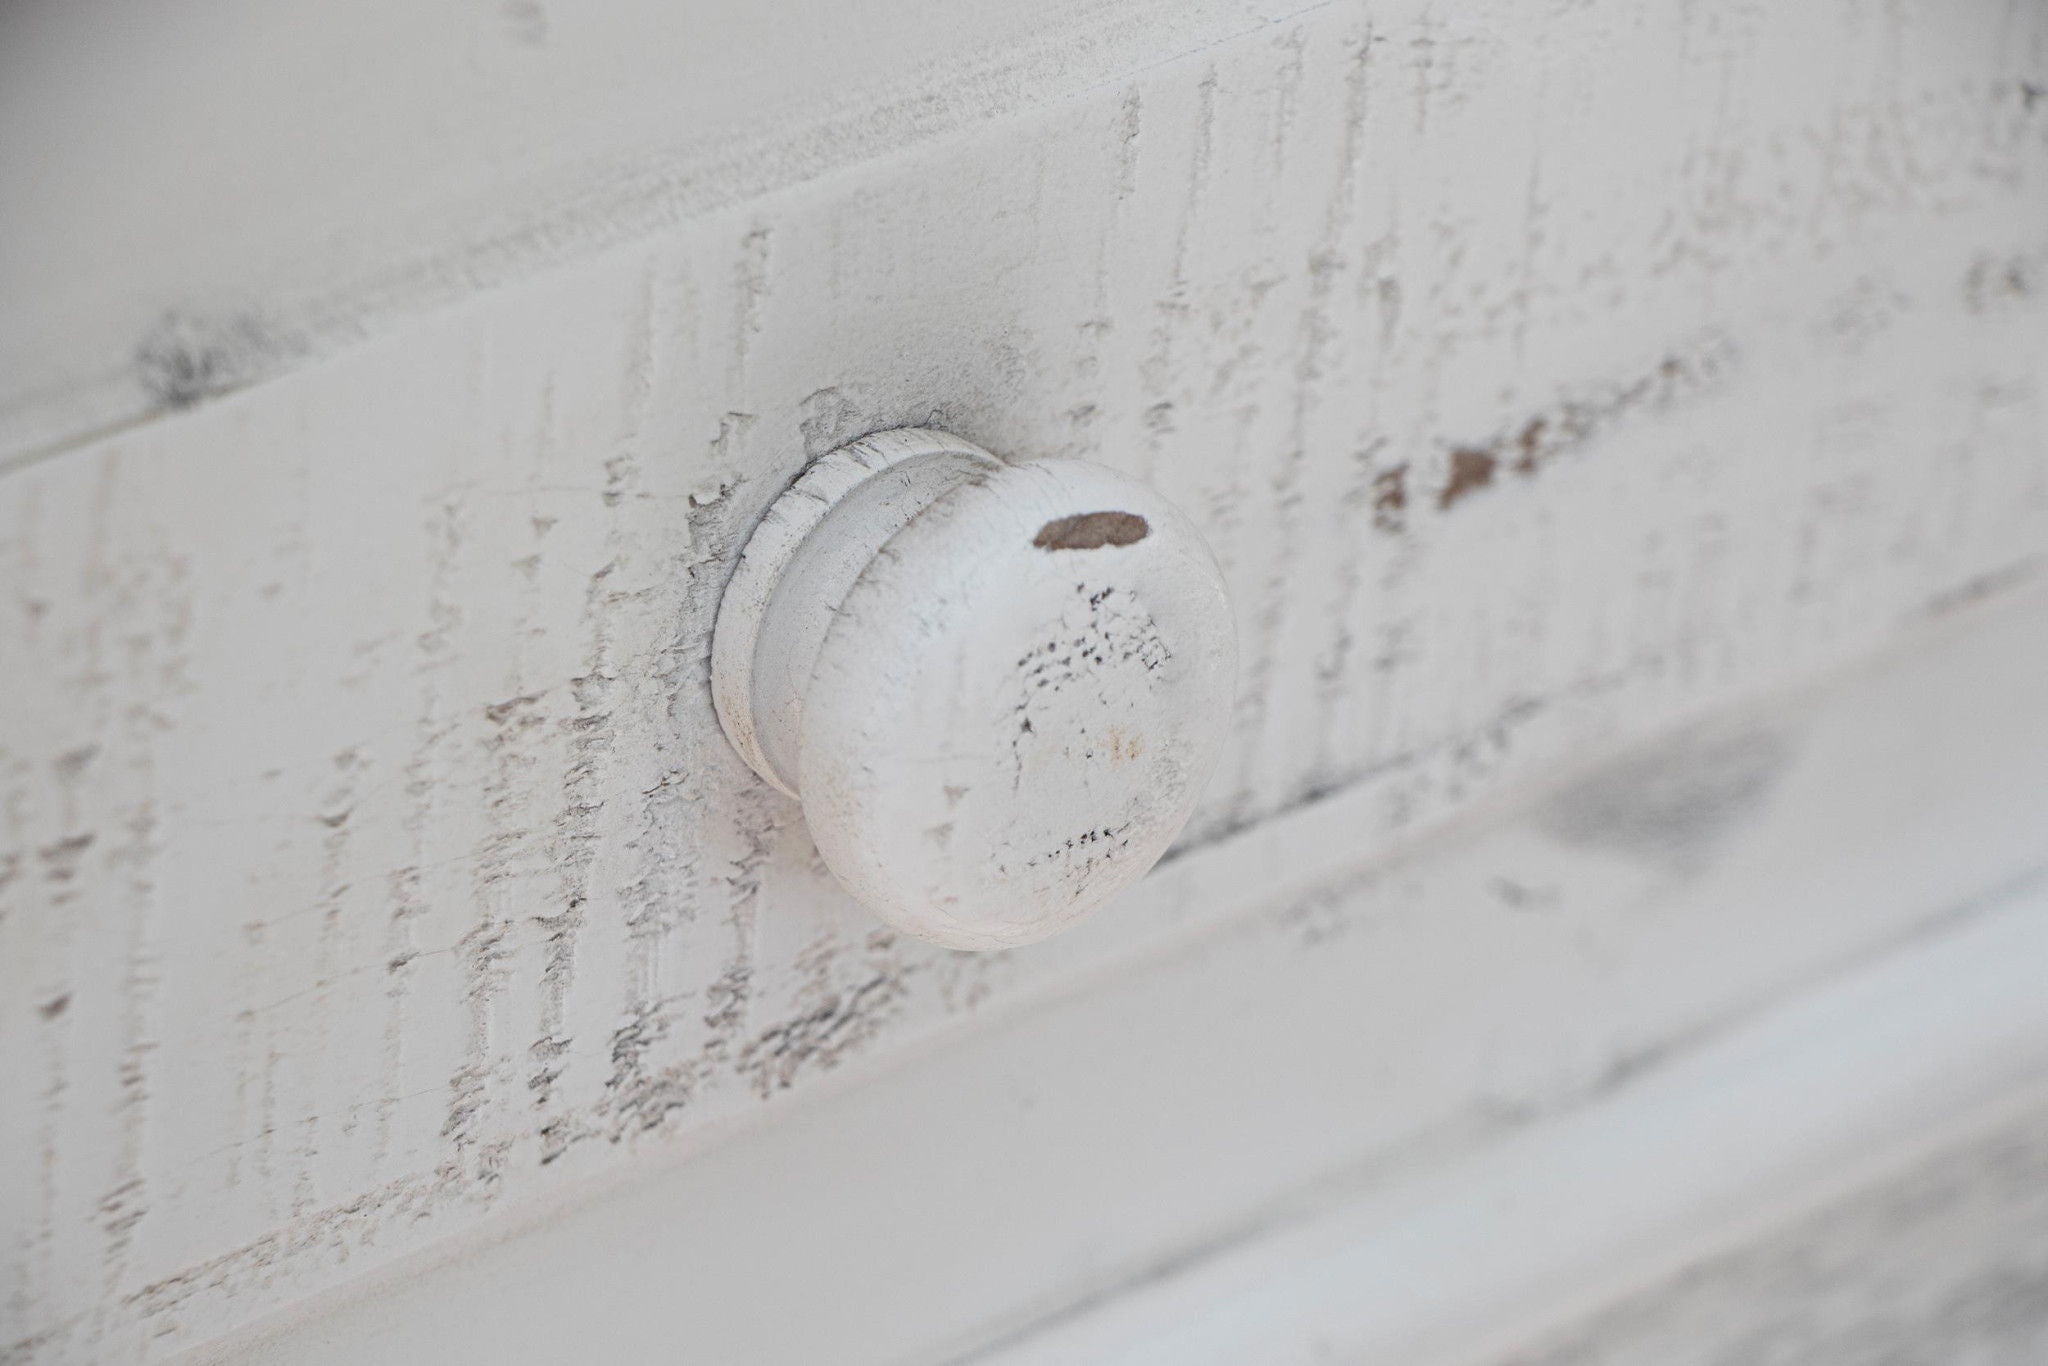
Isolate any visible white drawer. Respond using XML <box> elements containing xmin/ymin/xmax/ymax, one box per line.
<box><xmin>5</xmin><ymin>2</ymin><xmax>2047</xmax><ymax>1361</ymax></box>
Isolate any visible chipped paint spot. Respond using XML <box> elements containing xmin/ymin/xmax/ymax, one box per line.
<box><xmin>1034</xmin><ymin>511</ymin><xmax>1151</xmax><ymax>550</ymax></box>
<box><xmin>1437</xmin><ymin>335</ymin><xmax>1739</xmax><ymax>507</ymax></box>
<box><xmin>1439</xmin><ymin>448</ymin><xmax>1497</xmax><ymax>509</ymax></box>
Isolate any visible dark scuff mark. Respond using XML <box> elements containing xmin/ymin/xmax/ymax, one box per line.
<box><xmin>1511</xmin><ymin>416</ymin><xmax>1548</xmax><ymax>475</ymax></box>
<box><xmin>38</xmin><ymin>993</ymin><xmax>71</xmax><ymax>1020</ymax></box>
<box><xmin>1924</xmin><ymin>558</ymin><xmax>2042</xmax><ymax>618</ymax></box>
<box><xmin>1537</xmin><ymin>721</ymin><xmax>1794</xmax><ymax>874</ymax></box>
<box><xmin>481</xmin><ymin>691</ymin><xmax>544</xmax><ymax>727</ymax></box>
<box><xmin>1965</xmin><ymin>249</ymin><xmax>2038</xmax><ymax>312</ymax></box>
<box><xmin>502</xmin><ymin>0</ymin><xmax>548</xmax><ymax>43</ymax></box>
<box><xmin>38</xmin><ymin>831</ymin><xmax>94</xmax><ymax>882</ymax></box>
<box><xmin>600</xmin><ymin>959</ymin><xmax>752</xmax><ymax>1142</ymax></box>
<box><xmin>134</xmin><ymin>310</ymin><xmax>296</xmax><ymax>411</ymax></box>
<box><xmin>1000</xmin><ymin>822</ymin><xmax>1135</xmax><ymax>886</ymax></box>
<box><xmin>1007</xmin><ymin>585</ymin><xmax>1171</xmax><ymax>790</ymax></box>
<box><xmin>1438</xmin><ymin>448</ymin><xmax>1496</xmax><ymax>509</ymax></box>
<box><xmin>1586</xmin><ymin>1037</ymin><xmax>1689</xmax><ymax>1099</ymax></box>
<box><xmin>1034</xmin><ymin>511</ymin><xmax>1150</xmax><ymax>551</ymax></box>
<box><xmin>1489</xmin><ymin>877</ymin><xmax>1558</xmax><ymax>912</ymax></box>
<box><xmin>1371</xmin><ymin>463</ymin><xmax>1407</xmax><ymax>533</ymax></box>
<box><xmin>736</xmin><ymin>968</ymin><xmax>910</xmax><ymax>1097</ymax></box>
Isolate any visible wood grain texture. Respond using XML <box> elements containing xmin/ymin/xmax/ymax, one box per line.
<box><xmin>143</xmin><ymin>585</ymin><xmax>2048</xmax><ymax>1366</ymax></box>
<box><xmin>0</xmin><ymin>0</ymin><xmax>1312</xmax><ymax>463</ymax></box>
<box><xmin>3</xmin><ymin>0</ymin><xmax>2047</xmax><ymax>1359</ymax></box>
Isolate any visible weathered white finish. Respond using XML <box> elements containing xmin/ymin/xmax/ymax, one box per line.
<box><xmin>713</xmin><ymin>428</ymin><xmax>1235</xmax><ymax>948</ymax></box>
<box><xmin>172</xmin><ymin>582</ymin><xmax>2048</xmax><ymax>1366</ymax></box>
<box><xmin>712</xmin><ymin>430</ymin><xmax>1001</xmax><ymax>801</ymax></box>
<box><xmin>3</xmin><ymin>0</ymin><xmax>2046</xmax><ymax>1361</ymax></box>
<box><xmin>1478</xmin><ymin>1095</ymin><xmax>2048</xmax><ymax>1366</ymax></box>
<box><xmin>977</xmin><ymin>899</ymin><xmax>2048</xmax><ymax>1366</ymax></box>
<box><xmin>0</xmin><ymin>0</ymin><xmax>1305</xmax><ymax>462</ymax></box>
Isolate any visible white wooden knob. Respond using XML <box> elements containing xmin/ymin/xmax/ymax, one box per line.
<box><xmin>712</xmin><ymin>428</ymin><xmax>1237</xmax><ymax>950</ymax></box>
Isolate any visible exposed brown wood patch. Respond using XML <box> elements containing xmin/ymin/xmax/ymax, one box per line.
<box><xmin>1438</xmin><ymin>449</ymin><xmax>1498</xmax><ymax>509</ymax></box>
<box><xmin>1034</xmin><ymin>510</ymin><xmax>1150</xmax><ymax>550</ymax></box>
<box><xmin>1437</xmin><ymin>337</ymin><xmax>1738</xmax><ymax>511</ymax></box>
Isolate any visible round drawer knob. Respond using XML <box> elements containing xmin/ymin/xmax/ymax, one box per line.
<box><xmin>712</xmin><ymin>428</ymin><xmax>1237</xmax><ymax>950</ymax></box>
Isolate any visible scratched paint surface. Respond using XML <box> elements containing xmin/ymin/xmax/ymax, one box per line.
<box><xmin>3</xmin><ymin>1</ymin><xmax>2047</xmax><ymax>1360</ymax></box>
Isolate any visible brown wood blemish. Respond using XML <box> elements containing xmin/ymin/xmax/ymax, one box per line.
<box><xmin>1438</xmin><ymin>448</ymin><xmax>1497</xmax><ymax>509</ymax></box>
<box><xmin>1511</xmin><ymin>417</ymin><xmax>1548</xmax><ymax>475</ymax></box>
<box><xmin>1034</xmin><ymin>510</ymin><xmax>1150</xmax><ymax>550</ymax></box>
<box><xmin>1440</xmin><ymin>335</ymin><xmax>1738</xmax><ymax>508</ymax></box>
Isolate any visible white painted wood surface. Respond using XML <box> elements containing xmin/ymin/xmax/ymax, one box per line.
<box><xmin>0</xmin><ymin>0</ymin><xmax>1311</xmax><ymax>462</ymax></box>
<box><xmin>1480</xmin><ymin>1093</ymin><xmax>2048</xmax><ymax>1366</ymax></box>
<box><xmin>168</xmin><ymin>584</ymin><xmax>2048</xmax><ymax>1365</ymax></box>
<box><xmin>3</xmin><ymin>0</ymin><xmax>2046</xmax><ymax>1361</ymax></box>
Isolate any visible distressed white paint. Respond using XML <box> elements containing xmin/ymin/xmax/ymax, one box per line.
<box><xmin>713</xmin><ymin>429</ymin><xmax>1235</xmax><ymax>948</ymax></box>
<box><xmin>174</xmin><ymin>583</ymin><xmax>2048</xmax><ymax>1365</ymax></box>
<box><xmin>0</xmin><ymin>0</ymin><xmax>1310</xmax><ymax>462</ymax></box>
<box><xmin>711</xmin><ymin>430</ymin><xmax>1003</xmax><ymax>801</ymax></box>
<box><xmin>3</xmin><ymin>0</ymin><xmax>2046</xmax><ymax>1361</ymax></box>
